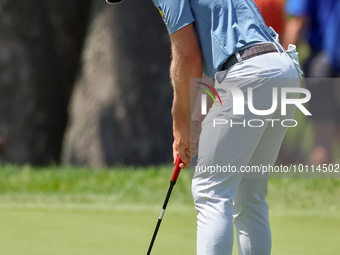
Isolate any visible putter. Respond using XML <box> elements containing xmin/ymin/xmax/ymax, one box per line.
<box><xmin>146</xmin><ymin>156</ymin><xmax>184</xmax><ymax>255</ymax></box>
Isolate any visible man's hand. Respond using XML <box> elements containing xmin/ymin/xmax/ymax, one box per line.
<box><xmin>169</xmin><ymin>23</ymin><xmax>202</xmax><ymax>169</ymax></box>
<box><xmin>172</xmin><ymin>119</ymin><xmax>200</xmax><ymax>168</ymax></box>
<box><xmin>172</xmin><ymin>121</ymin><xmax>191</xmax><ymax>168</ymax></box>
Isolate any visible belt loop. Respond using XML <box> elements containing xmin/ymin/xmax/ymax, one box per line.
<box><xmin>235</xmin><ymin>52</ymin><xmax>243</xmax><ymax>64</ymax></box>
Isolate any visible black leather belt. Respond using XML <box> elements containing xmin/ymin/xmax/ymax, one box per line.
<box><xmin>223</xmin><ymin>43</ymin><xmax>284</xmax><ymax>70</ymax></box>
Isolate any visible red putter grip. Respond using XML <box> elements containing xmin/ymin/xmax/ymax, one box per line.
<box><xmin>171</xmin><ymin>156</ymin><xmax>183</xmax><ymax>182</ymax></box>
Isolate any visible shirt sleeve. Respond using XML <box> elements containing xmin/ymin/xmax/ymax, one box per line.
<box><xmin>285</xmin><ymin>0</ymin><xmax>309</xmax><ymax>16</ymax></box>
<box><xmin>153</xmin><ymin>0</ymin><xmax>195</xmax><ymax>35</ymax></box>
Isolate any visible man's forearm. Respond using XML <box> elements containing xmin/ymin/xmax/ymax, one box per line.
<box><xmin>168</xmin><ymin>23</ymin><xmax>203</xmax><ymax>166</ymax></box>
<box><xmin>170</xmin><ymin>53</ymin><xmax>202</xmax><ymax>123</ymax></box>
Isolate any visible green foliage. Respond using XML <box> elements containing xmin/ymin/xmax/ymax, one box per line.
<box><xmin>0</xmin><ymin>165</ymin><xmax>339</xmax><ymax>211</ymax></box>
<box><xmin>0</xmin><ymin>164</ymin><xmax>193</xmax><ymax>205</ymax></box>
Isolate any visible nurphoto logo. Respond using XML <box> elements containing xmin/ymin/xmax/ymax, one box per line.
<box><xmin>197</xmin><ymin>82</ymin><xmax>311</xmax><ymax>128</ymax></box>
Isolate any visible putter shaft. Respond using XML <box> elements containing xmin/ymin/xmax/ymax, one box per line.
<box><xmin>146</xmin><ymin>157</ymin><xmax>183</xmax><ymax>255</ymax></box>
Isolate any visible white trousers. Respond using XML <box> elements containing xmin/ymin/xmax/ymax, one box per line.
<box><xmin>192</xmin><ymin>51</ymin><xmax>300</xmax><ymax>255</ymax></box>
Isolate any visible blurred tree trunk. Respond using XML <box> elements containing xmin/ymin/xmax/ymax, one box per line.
<box><xmin>61</xmin><ymin>0</ymin><xmax>173</xmax><ymax>167</ymax></box>
<box><xmin>0</xmin><ymin>0</ymin><xmax>91</xmax><ymax>165</ymax></box>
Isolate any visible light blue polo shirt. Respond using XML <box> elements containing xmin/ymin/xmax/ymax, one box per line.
<box><xmin>152</xmin><ymin>0</ymin><xmax>274</xmax><ymax>78</ymax></box>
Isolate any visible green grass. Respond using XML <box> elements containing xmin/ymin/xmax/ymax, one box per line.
<box><xmin>0</xmin><ymin>165</ymin><xmax>339</xmax><ymax>210</ymax></box>
<box><xmin>0</xmin><ymin>204</ymin><xmax>339</xmax><ymax>255</ymax></box>
<box><xmin>0</xmin><ymin>164</ymin><xmax>194</xmax><ymax>205</ymax></box>
<box><xmin>0</xmin><ymin>165</ymin><xmax>340</xmax><ymax>254</ymax></box>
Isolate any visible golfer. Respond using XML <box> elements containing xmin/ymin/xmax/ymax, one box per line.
<box><xmin>151</xmin><ymin>1</ymin><xmax>301</xmax><ymax>255</ymax></box>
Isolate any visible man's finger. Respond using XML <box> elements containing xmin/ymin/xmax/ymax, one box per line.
<box><xmin>178</xmin><ymin>147</ymin><xmax>190</xmax><ymax>168</ymax></box>
<box><xmin>185</xmin><ymin>149</ymin><xmax>190</xmax><ymax>160</ymax></box>
<box><xmin>173</xmin><ymin>143</ymin><xmax>179</xmax><ymax>164</ymax></box>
